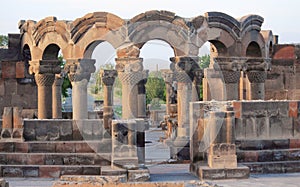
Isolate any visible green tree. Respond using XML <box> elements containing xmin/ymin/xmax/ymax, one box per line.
<box><xmin>199</xmin><ymin>54</ymin><xmax>210</xmax><ymax>69</ymax></box>
<box><xmin>58</xmin><ymin>55</ymin><xmax>72</xmax><ymax>98</ymax></box>
<box><xmin>145</xmin><ymin>72</ymin><xmax>166</xmax><ymax>105</ymax></box>
<box><xmin>0</xmin><ymin>35</ymin><xmax>8</xmax><ymax>47</ymax></box>
<box><xmin>198</xmin><ymin>54</ymin><xmax>210</xmax><ymax>100</ymax></box>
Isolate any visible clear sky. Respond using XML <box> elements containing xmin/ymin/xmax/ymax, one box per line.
<box><xmin>1</xmin><ymin>0</ymin><xmax>299</xmax><ymax>70</ymax></box>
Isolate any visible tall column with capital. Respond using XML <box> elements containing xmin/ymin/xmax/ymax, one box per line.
<box><xmin>29</xmin><ymin>60</ymin><xmax>61</xmax><ymax>119</ymax></box>
<box><xmin>161</xmin><ymin>70</ymin><xmax>175</xmax><ymax>115</ymax></box>
<box><xmin>52</xmin><ymin>74</ymin><xmax>63</xmax><ymax>119</ymax></box>
<box><xmin>100</xmin><ymin>69</ymin><xmax>118</xmax><ymax>129</ymax></box>
<box><xmin>115</xmin><ymin>57</ymin><xmax>144</xmax><ymax>119</ymax></box>
<box><xmin>214</xmin><ymin>58</ymin><xmax>246</xmax><ymax>101</ymax></box>
<box><xmin>169</xmin><ymin>56</ymin><xmax>197</xmax><ymax>160</ymax></box>
<box><xmin>246</xmin><ymin>60</ymin><xmax>271</xmax><ymax>100</ymax></box>
<box><xmin>64</xmin><ymin>59</ymin><xmax>96</xmax><ymax>120</ymax></box>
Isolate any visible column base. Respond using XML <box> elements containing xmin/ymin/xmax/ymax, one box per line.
<box><xmin>190</xmin><ymin>162</ymin><xmax>250</xmax><ymax>180</ymax></box>
<box><xmin>1</xmin><ymin>128</ymin><xmax>12</xmax><ymax>139</ymax></box>
<box><xmin>168</xmin><ymin>137</ymin><xmax>190</xmax><ymax>160</ymax></box>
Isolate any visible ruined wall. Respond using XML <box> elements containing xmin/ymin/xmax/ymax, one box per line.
<box><xmin>265</xmin><ymin>44</ymin><xmax>300</xmax><ymax>100</ymax></box>
<box><xmin>190</xmin><ymin>100</ymin><xmax>300</xmax><ymax>162</ymax></box>
<box><xmin>0</xmin><ymin>34</ymin><xmax>37</xmax><ymax>117</ymax></box>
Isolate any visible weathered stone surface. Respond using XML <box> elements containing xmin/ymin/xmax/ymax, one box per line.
<box><xmin>127</xmin><ymin>168</ymin><xmax>150</xmax><ymax>182</ymax></box>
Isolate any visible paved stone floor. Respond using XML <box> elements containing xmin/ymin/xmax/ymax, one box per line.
<box><xmin>4</xmin><ymin>128</ymin><xmax>300</xmax><ymax>187</ymax></box>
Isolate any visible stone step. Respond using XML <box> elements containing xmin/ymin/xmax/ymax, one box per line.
<box><xmin>0</xmin><ymin>140</ymin><xmax>112</xmax><ymax>153</ymax></box>
<box><xmin>0</xmin><ymin>165</ymin><xmax>101</xmax><ymax>178</ymax></box>
<box><xmin>0</xmin><ymin>153</ymin><xmax>111</xmax><ymax>166</ymax></box>
<box><xmin>241</xmin><ymin>160</ymin><xmax>300</xmax><ymax>174</ymax></box>
<box><xmin>236</xmin><ymin>139</ymin><xmax>300</xmax><ymax>150</ymax></box>
<box><xmin>237</xmin><ymin>148</ymin><xmax>300</xmax><ymax>162</ymax></box>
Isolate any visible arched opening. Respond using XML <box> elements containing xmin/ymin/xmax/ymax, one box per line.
<box><xmin>86</xmin><ymin>41</ymin><xmax>119</xmax><ymax>116</ymax></box>
<box><xmin>209</xmin><ymin>40</ymin><xmax>228</xmax><ymax>58</ymax></box>
<box><xmin>42</xmin><ymin>44</ymin><xmax>60</xmax><ymax>60</ymax></box>
<box><xmin>139</xmin><ymin>39</ymin><xmax>175</xmax><ymax>164</ymax></box>
<box><xmin>269</xmin><ymin>41</ymin><xmax>273</xmax><ymax>58</ymax></box>
<box><xmin>246</xmin><ymin>41</ymin><xmax>262</xmax><ymax>57</ymax></box>
<box><xmin>20</xmin><ymin>44</ymin><xmax>34</xmax><ymax>83</ymax></box>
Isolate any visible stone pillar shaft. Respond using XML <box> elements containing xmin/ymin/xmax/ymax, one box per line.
<box><xmin>137</xmin><ymin>78</ymin><xmax>148</xmax><ymax>118</ymax></box>
<box><xmin>247</xmin><ymin>71</ymin><xmax>267</xmax><ymax>100</ymax></box>
<box><xmin>36</xmin><ymin>74</ymin><xmax>55</xmax><ymax>119</ymax></box>
<box><xmin>65</xmin><ymin>59</ymin><xmax>96</xmax><ymax>120</ymax></box>
<box><xmin>72</xmin><ymin>80</ymin><xmax>88</xmax><ymax>119</ymax></box>
<box><xmin>52</xmin><ymin>74</ymin><xmax>63</xmax><ymax>119</ymax></box>
<box><xmin>100</xmin><ymin>69</ymin><xmax>117</xmax><ymax>129</ymax></box>
<box><xmin>161</xmin><ymin>70</ymin><xmax>174</xmax><ymax>115</ymax></box>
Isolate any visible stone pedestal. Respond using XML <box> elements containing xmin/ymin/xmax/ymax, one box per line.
<box><xmin>65</xmin><ymin>59</ymin><xmax>96</xmax><ymax>120</ymax></box>
<box><xmin>111</xmin><ymin>120</ymin><xmax>139</xmax><ymax>169</ymax></box>
<box><xmin>29</xmin><ymin>60</ymin><xmax>61</xmax><ymax>119</ymax></box>
<box><xmin>52</xmin><ymin>74</ymin><xmax>63</xmax><ymax>119</ymax></box>
<box><xmin>12</xmin><ymin>107</ymin><xmax>24</xmax><ymax>140</ymax></box>
<box><xmin>1</xmin><ymin>107</ymin><xmax>13</xmax><ymax>138</ymax></box>
<box><xmin>100</xmin><ymin>70</ymin><xmax>117</xmax><ymax>129</ymax></box>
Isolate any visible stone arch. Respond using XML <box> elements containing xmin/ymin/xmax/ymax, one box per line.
<box><xmin>261</xmin><ymin>30</ymin><xmax>274</xmax><ymax>58</ymax></box>
<box><xmin>128</xmin><ymin>10</ymin><xmax>190</xmax><ymax>56</ymax></box>
<box><xmin>242</xmin><ymin>31</ymin><xmax>265</xmax><ymax>57</ymax></box>
<box><xmin>246</xmin><ymin>41</ymin><xmax>262</xmax><ymax>57</ymax></box>
<box><xmin>71</xmin><ymin>12</ymin><xmax>126</xmax><ymax>58</ymax></box>
<box><xmin>42</xmin><ymin>44</ymin><xmax>61</xmax><ymax>60</ymax></box>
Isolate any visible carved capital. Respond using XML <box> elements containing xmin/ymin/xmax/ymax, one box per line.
<box><xmin>118</xmin><ymin>70</ymin><xmax>147</xmax><ymax>86</ymax></box>
<box><xmin>213</xmin><ymin>57</ymin><xmax>247</xmax><ymax>72</ymax></box>
<box><xmin>221</xmin><ymin>70</ymin><xmax>241</xmax><ymax>84</ymax></box>
<box><xmin>64</xmin><ymin>59</ymin><xmax>96</xmax><ymax>82</ymax></box>
<box><xmin>115</xmin><ymin>58</ymin><xmax>143</xmax><ymax>72</ymax></box>
<box><xmin>161</xmin><ymin>70</ymin><xmax>174</xmax><ymax>84</ymax></box>
<box><xmin>246</xmin><ymin>71</ymin><xmax>267</xmax><ymax>83</ymax></box>
<box><xmin>35</xmin><ymin>73</ymin><xmax>55</xmax><ymax>87</ymax></box>
<box><xmin>175</xmin><ymin>71</ymin><xmax>192</xmax><ymax>83</ymax></box>
<box><xmin>100</xmin><ymin>69</ymin><xmax>118</xmax><ymax>86</ymax></box>
<box><xmin>170</xmin><ymin>56</ymin><xmax>199</xmax><ymax>72</ymax></box>
<box><xmin>29</xmin><ymin>60</ymin><xmax>61</xmax><ymax>75</ymax></box>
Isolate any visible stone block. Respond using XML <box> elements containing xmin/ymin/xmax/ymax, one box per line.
<box><xmin>59</xmin><ymin>120</ymin><xmax>73</xmax><ymax>141</ymax></box>
<box><xmin>0</xmin><ymin>142</ymin><xmax>14</xmax><ymax>152</ymax></box>
<box><xmin>45</xmin><ymin>155</ymin><xmax>63</xmax><ymax>165</ymax></box>
<box><xmin>82</xmin><ymin>166</ymin><xmax>101</xmax><ymax>175</ymax></box>
<box><xmin>4</xmin><ymin>79</ymin><xmax>17</xmax><ymax>95</ymax></box>
<box><xmin>55</xmin><ymin>142</ymin><xmax>75</xmax><ymax>153</ymax></box>
<box><xmin>23</xmin><ymin>167</ymin><xmax>39</xmax><ymax>177</ymax></box>
<box><xmin>2</xmin><ymin>166</ymin><xmax>23</xmax><ymax>177</ymax></box>
<box><xmin>0</xmin><ymin>80</ymin><xmax>4</xmax><ymax>96</ymax></box>
<box><xmin>290</xmin><ymin>139</ymin><xmax>300</xmax><ymax>149</ymax></box>
<box><xmin>72</xmin><ymin>121</ymin><xmax>83</xmax><ymax>140</ymax></box>
<box><xmin>289</xmin><ymin>101</ymin><xmax>298</xmax><ymax>118</ymax></box>
<box><xmin>100</xmin><ymin>166</ymin><xmax>127</xmax><ymax>176</ymax></box>
<box><xmin>23</xmin><ymin>120</ymin><xmax>36</xmax><ymax>141</ymax></box>
<box><xmin>75</xmin><ymin>142</ymin><xmax>94</xmax><ymax>153</ymax></box>
<box><xmin>63</xmin><ymin>155</ymin><xmax>94</xmax><ymax>165</ymax></box>
<box><xmin>113</xmin><ymin>158</ymin><xmax>139</xmax><ymax>170</ymax></box>
<box><xmin>1</xmin><ymin>61</ymin><xmax>16</xmax><ymax>78</ymax></box>
<box><xmin>29</xmin><ymin>143</ymin><xmax>56</xmax><ymax>153</ymax></box>
<box><xmin>208</xmin><ymin>155</ymin><xmax>237</xmax><ymax>169</ymax></box>
<box><xmin>39</xmin><ymin>166</ymin><xmax>61</xmax><ymax>178</ymax></box>
<box><xmin>60</xmin><ymin>166</ymin><xmax>83</xmax><ymax>175</ymax></box>
<box><xmin>14</xmin><ymin>142</ymin><xmax>29</xmax><ymax>153</ymax></box>
<box><xmin>15</xmin><ymin>61</ymin><xmax>25</xmax><ymax>78</ymax></box>
<box><xmin>128</xmin><ymin>168</ymin><xmax>150</xmax><ymax>182</ymax></box>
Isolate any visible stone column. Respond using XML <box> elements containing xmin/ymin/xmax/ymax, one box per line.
<box><xmin>12</xmin><ymin>107</ymin><xmax>24</xmax><ymax>140</ymax></box>
<box><xmin>192</xmin><ymin>69</ymin><xmax>204</xmax><ymax>101</ymax></box>
<box><xmin>100</xmin><ymin>69</ymin><xmax>118</xmax><ymax>129</ymax></box>
<box><xmin>137</xmin><ymin>71</ymin><xmax>148</xmax><ymax>118</ymax></box>
<box><xmin>29</xmin><ymin>60</ymin><xmax>61</xmax><ymax>119</ymax></box>
<box><xmin>246</xmin><ymin>59</ymin><xmax>271</xmax><ymax>100</ymax></box>
<box><xmin>161</xmin><ymin>70</ymin><xmax>174</xmax><ymax>115</ymax></box>
<box><xmin>115</xmin><ymin>57</ymin><xmax>144</xmax><ymax>120</ymax></box>
<box><xmin>52</xmin><ymin>74</ymin><xmax>63</xmax><ymax>119</ymax></box>
<box><xmin>1</xmin><ymin>107</ymin><xmax>13</xmax><ymax>138</ymax></box>
<box><xmin>64</xmin><ymin>59</ymin><xmax>96</xmax><ymax>120</ymax></box>
<box><xmin>213</xmin><ymin>58</ymin><xmax>246</xmax><ymax>101</ymax></box>
<box><xmin>169</xmin><ymin>56</ymin><xmax>197</xmax><ymax>160</ymax></box>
